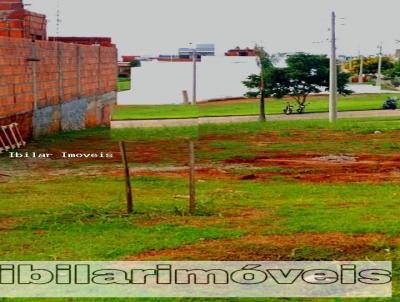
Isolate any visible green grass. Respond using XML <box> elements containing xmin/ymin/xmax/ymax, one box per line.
<box><xmin>117</xmin><ymin>78</ymin><xmax>131</xmax><ymax>92</ymax></box>
<box><xmin>112</xmin><ymin>93</ymin><xmax>398</xmax><ymax>120</ymax></box>
<box><xmin>33</xmin><ymin>116</ymin><xmax>400</xmax><ymax>145</ymax></box>
<box><xmin>198</xmin><ymin>116</ymin><xmax>400</xmax><ymax>136</ymax></box>
<box><xmin>113</xmin><ymin>104</ymin><xmax>199</xmax><ymax>120</ymax></box>
<box><xmin>0</xmin><ymin>176</ymin><xmax>243</xmax><ymax>260</ymax></box>
<box><xmin>1</xmin><ymin>298</ymin><xmax>394</xmax><ymax>302</ymax></box>
<box><xmin>1</xmin><ymin>175</ymin><xmax>400</xmax><ymax>260</ymax></box>
<box><xmin>2</xmin><ymin>117</ymin><xmax>400</xmax><ymax>301</ymax></box>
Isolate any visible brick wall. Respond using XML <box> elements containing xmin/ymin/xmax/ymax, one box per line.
<box><xmin>0</xmin><ymin>0</ymin><xmax>46</xmax><ymax>39</ymax></box>
<box><xmin>0</xmin><ymin>36</ymin><xmax>118</xmax><ymax>139</ymax></box>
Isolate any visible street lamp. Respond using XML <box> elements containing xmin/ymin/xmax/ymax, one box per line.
<box><xmin>189</xmin><ymin>43</ymin><xmax>197</xmax><ymax>105</ymax></box>
<box><xmin>329</xmin><ymin>11</ymin><xmax>337</xmax><ymax>123</ymax></box>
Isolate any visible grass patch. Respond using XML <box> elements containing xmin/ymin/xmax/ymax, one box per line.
<box><xmin>117</xmin><ymin>77</ymin><xmax>131</xmax><ymax>92</ymax></box>
<box><xmin>199</xmin><ymin>116</ymin><xmax>400</xmax><ymax>137</ymax></box>
<box><xmin>1</xmin><ymin>117</ymin><xmax>400</xmax><ymax>302</ymax></box>
<box><xmin>112</xmin><ymin>93</ymin><xmax>398</xmax><ymax>120</ymax></box>
<box><xmin>113</xmin><ymin>104</ymin><xmax>199</xmax><ymax>120</ymax></box>
<box><xmin>33</xmin><ymin>116</ymin><xmax>400</xmax><ymax>146</ymax></box>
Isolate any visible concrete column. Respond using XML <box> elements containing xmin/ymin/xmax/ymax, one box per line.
<box><xmin>76</xmin><ymin>44</ymin><xmax>82</xmax><ymax>98</ymax></box>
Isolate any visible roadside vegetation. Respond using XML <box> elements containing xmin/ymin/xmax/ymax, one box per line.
<box><xmin>112</xmin><ymin>93</ymin><xmax>398</xmax><ymax>120</ymax></box>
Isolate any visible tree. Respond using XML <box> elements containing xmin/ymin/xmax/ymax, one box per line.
<box><xmin>242</xmin><ymin>46</ymin><xmax>274</xmax><ymax>122</ymax></box>
<box><xmin>130</xmin><ymin>59</ymin><xmax>141</xmax><ymax>68</ymax></box>
<box><xmin>384</xmin><ymin>60</ymin><xmax>400</xmax><ymax>78</ymax></box>
<box><xmin>243</xmin><ymin>53</ymin><xmax>352</xmax><ymax>111</ymax></box>
<box><xmin>343</xmin><ymin>56</ymin><xmax>394</xmax><ymax>75</ymax></box>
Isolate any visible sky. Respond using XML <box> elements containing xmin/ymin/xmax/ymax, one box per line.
<box><xmin>29</xmin><ymin>0</ymin><xmax>400</xmax><ymax>58</ymax></box>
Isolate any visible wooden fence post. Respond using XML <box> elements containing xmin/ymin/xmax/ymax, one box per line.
<box><xmin>119</xmin><ymin>141</ymin><xmax>133</xmax><ymax>214</ymax></box>
<box><xmin>189</xmin><ymin>140</ymin><xmax>196</xmax><ymax>214</ymax></box>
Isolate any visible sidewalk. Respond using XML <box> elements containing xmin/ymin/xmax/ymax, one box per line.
<box><xmin>111</xmin><ymin>109</ymin><xmax>400</xmax><ymax>128</ymax></box>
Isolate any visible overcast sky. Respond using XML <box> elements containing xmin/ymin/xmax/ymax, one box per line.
<box><xmin>30</xmin><ymin>0</ymin><xmax>400</xmax><ymax>58</ymax></box>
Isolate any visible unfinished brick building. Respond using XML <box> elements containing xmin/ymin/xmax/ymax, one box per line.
<box><xmin>0</xmin><ymin>0</ymin><xmax>46</xmax><ymax>39</ymax></box>
<box><xmin>0</xmin><ymin>0</ymin><xmax>118</xmax><ymax>140</ymax></box>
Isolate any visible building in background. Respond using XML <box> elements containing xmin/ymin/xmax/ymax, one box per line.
<box><xmin>122</xmin><ymin>55</ymin><xmax>140</xmax><ymax>62</ymax></box>
<box><xmin>195</xmin><ymin>44</ymin><xmax>215</xmax><ymax>56</ymax></box>
<box><xmin>225</xmin><ymin>47</ymin><xmax>256</xmax><ymax>57</ymax></box>
<box><xmin>178</xmin><ymin>48</ymin><xmax>193</xmax><ymax>58</ymax></box>
<box><xmin>157</xmin><ymin>55</ymin><xmax>199</xmax><ymax>62</ymax></box>
<box><xmin>118</xmin><ymin>62</ymin><xmax>132</xmax><ymax>77</ymax></box>
<box><xmin>178</xmin><ymin>43</ymin><xmax>215</xmax><ymax>59</ymax></box>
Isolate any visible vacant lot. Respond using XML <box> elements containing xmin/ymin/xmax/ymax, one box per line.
<box><xmin>112</xmin><ymin>93</ymin><xmax>398</xmax><ymax>120</ymax></box>
<box><xmin>1</xmin><ymin>118</ymin><xmax>400</xmax><ymax>302</ymax></box>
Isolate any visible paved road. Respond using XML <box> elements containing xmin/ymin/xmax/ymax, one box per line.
<box><xmin>111</xmin><ymin>109</ymin><xmax>400</xmax><ymax>128</ymax></box>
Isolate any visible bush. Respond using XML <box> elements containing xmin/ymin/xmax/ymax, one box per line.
<box><xmin>130</xmin><ymin>60</ymin><xmax>141</xmax><ymax>68</ymax></box>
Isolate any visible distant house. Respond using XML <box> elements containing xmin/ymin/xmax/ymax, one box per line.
<box><xmin>196</xmin><ymin>44</ymin><xmax>215</xmax><ymax>56</ymax></box>
<box><xmin>178</xmin><ymin>48</ymin><xmax>194</xmax><ymax>58</ymax></box>
<box><xmin>157</xmin><ymin>55</ymin><xmax>198</xmax><ymax>62</ymax></box>
<box><xmin>122</xmin><ymin>55</ymin><xmax>139</xmax><ymax>62</ymax></box>
<box><xmin>178</xmin><ymin>44</ymin><xmax>215</xmax><ymax>59</ymax></box>
<box><xmin>225</xmin><ymin>47</ymin><xmax>256</xmax><ymax>57</ymax></box>
<box><xmin>118</xmin><ymin>62</ymin><xmax>131</xmax><ymax>78</ymax></box>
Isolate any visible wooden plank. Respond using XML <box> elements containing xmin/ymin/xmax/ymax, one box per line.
<box><xmin>8</xmin><ymin>124</ymin><xmax>21</xmax><ymax>148</ymax></box>
<box><xmin>12</xmin><ymin>123</ymin><xmax>26</xmax><ymax>146</ymax></box>
<box><xmin>1</xmin><ymin>126</ymin><xmax>15</xmax><ymax>149</ymax></box>
<box><xmin>0</xmin><ymin>132</ymin><xmax>8</xmax><ymax>152</ymax></box>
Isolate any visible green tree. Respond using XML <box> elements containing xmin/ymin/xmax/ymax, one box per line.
<box><xmin>242</xmin><ymin>46</ymin><xmax>282</xmax><ymax>121</ymax></box>
<box><xmin>344</xmin><ymin>57</ymin><xmax>393</xmax><ymax>75</ymax></box>
<box><xmin>243</xmin><ymin>53</ymin><xmax>352</xmax><ymax>111</ymax></box>
<box><xmin>384</xmin><ymin>60</ymin><xmax>400</xmax><ymax>78</ymax></box>
<box><xmin>130</xmin><ymin>59</ymin><xmax>141</xmax><ymax>68</ymax></box>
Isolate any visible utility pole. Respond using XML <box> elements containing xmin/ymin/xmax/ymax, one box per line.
<box><xmin>255</xmin><ymin>44</ymin><xmax>266</xmax><ymax>122</ymax></box>
<box><xmin>359</xmin><ymin>53</ymin><xmax>364</xmax><ymax>83</ymax></box>
<box><xmin>329</xmin><ymin>11</ymin><xmax>337</xmax><ymax>123</ymax></box>
<box><xmin>192</xmin><ymin>46</ymin><xmax>197</xmax><ymax>105</ymax></box>
<box><xmin>377</xmin><ymin>43</ymin><xmax>383</xmax><ymax>89</ymax></box>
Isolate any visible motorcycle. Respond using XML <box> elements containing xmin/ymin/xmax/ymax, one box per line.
<box><xmin>283</xmin><ymin>103</ymin><xmax>307</xmax><ymax>115</ymax></box>
<box><xmin>382</xmin><ymin>97</ymin><xmax>398</xmax><ymax>110</ymax></box>
<box><xmin>283</xmin><ymin>103</ymin><xmax>294</xmax><ymax>115</ymax></box>
<box><xmin>297</xmin><ymin>103</ymin><xmax>306</xmax><ymax>114</ymax></box>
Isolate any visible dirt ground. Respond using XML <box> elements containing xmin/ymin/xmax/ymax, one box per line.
<box><xmin>8</xmin><ymin>129</ymin><xmax>400</xmax><ymax>185</ymax></box>
<box><xmin>127</xmin><ymin>233</ymin><xmax>395</xmax><ymax>261</ymax></box>
<box><xmin>3</xmin><ymin>126</ymin><xmax>400</xmax><ymax>262</ymax></box>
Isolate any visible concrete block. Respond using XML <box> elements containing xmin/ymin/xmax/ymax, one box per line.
<box><xmin>61</xmin><ymin>98</ymin><xmax>87</xmax><ymax>131</ymax></box>
<box><xmin>33</xmin><ymin>106</ymin><xmax>54</xmax><ymax>138</ymax></box>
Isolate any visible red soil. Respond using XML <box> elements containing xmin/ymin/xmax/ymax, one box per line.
<box><xmin>127</xmin><ymin>233</ymin><xmax>394</xmax><ymax>261</ymax></box>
